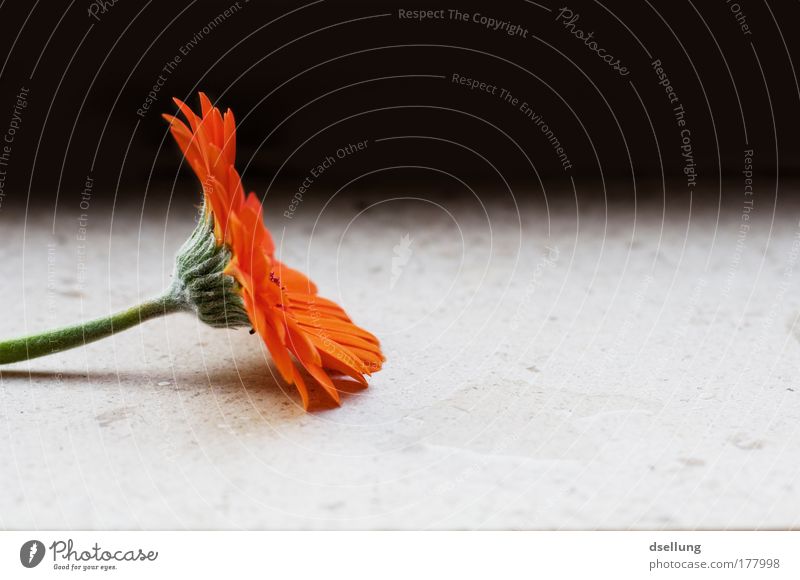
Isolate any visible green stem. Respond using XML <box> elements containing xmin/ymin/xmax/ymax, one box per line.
<box><xmin>0</xmin><ymin>292</ymin><xmax>186</xmax><ymax>365</ymax></box>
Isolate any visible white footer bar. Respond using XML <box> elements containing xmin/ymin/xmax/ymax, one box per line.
<box><xmin>1</xmin><ymin>531</ymin><xmax>797</xmax><ymax>579</ymax></box>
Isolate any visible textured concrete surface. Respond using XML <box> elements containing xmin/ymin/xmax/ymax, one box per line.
<box><xmin>1</xmin><ymin>188</ymin><xmax>799</xmax><ymax>530</ymax></box>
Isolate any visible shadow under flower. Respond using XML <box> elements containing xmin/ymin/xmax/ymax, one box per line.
<box><xmin>0</xmin><ymin>352</ymin><xmax>367</xmax><ymax>416</ymax></box>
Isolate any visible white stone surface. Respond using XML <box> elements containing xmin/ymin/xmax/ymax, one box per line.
<box><xmin>1</xmin><ymin>189</ymin><xmax>799</xmax><ymax>529</ymax></box>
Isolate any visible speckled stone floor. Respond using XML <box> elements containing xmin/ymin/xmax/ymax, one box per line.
<box><xmin>1</xmin><ymin>187</ymin><xmax>799</xmax><ymax>529</ymax></box>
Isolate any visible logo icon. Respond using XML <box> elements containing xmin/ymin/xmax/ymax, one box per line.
<box><xmin>20</xmin><ymin>540</ymin><xmax>45</xmax><ymax>568</ymax></box>
<box><xmin>390</xmin><ymin>233</ymin><xmax>413</xmax><ymax>289</ymax></box>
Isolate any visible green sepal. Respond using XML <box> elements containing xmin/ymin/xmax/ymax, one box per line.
<box><xmin>170</xmin><ymin>210</ymin><xmax>251</xmax><ymax>329</ymax></box>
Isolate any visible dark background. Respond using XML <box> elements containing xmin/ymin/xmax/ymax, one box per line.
<box><xmin>0</xmin><ymin>0</ymin><xmax>797</xmax><ymax>210</ymax></box>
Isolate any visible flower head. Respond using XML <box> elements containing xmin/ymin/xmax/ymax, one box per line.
<box><xmin>163</xmin><ymin>92</ymin><xmax>384</xmax><ymax>409</ymax></box>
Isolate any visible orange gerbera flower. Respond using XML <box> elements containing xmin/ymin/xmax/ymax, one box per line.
<box><xmin>163</xmin><ymin>92</ymin><xmax>384</xmax><ymax>409</ymax></box>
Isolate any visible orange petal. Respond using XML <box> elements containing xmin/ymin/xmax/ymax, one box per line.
<box><xmin>290</xmin><ymin>365</ymin><xmax>311</xmax><ymax>410</ymax></box>
<box><xmin>223</xmin><ymin>109</ymin><xmax>236</xmax><ymax>166</ymax></box>
<box><xmin>294</xmin><ymin>314</ymin><xmax>379</xmax><ymax>344</ymax></box>
<box><xmin>317</xmin><ymin>349</ymin><xmax>369</xmax><ymax>386</ymax></box>
<box><xmin>198</xmin><ymin>92</ymin><xmax>214</xmax><ymax>122</ymax></box>
<box><xmin>300</xmin><ymin>361</ymin><xmax>340</xmax><ymax>405</ymax></box>
<box><xmin>307</xmin><ymin>333</ymin><xmax>368</xmax><ymax>376</ymax></box>
<box><xmin>285</xmin><ymin>318</ymin><xmax>322</xmax><ymax>367</ymax></box>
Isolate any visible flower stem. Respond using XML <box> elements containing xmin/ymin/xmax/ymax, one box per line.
<box><xmin>0</xmin><ymin>292</ymin><xmax>186</xmax><ymax>365</ymax></box>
